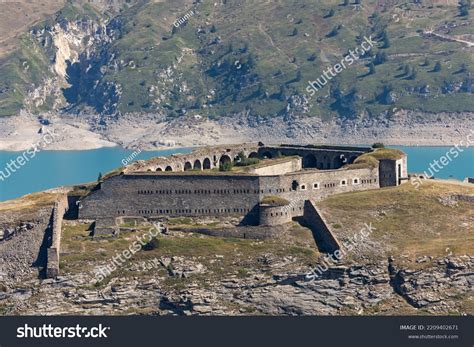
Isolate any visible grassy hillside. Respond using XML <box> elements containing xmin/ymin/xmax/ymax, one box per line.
<box><xmin>0</xmin><ymin>0</ymin><xmax>472</xmax><ymax>119</ymax></box>
<box><xmin>319</xmin><ymin>180</ymin><xmax>474</xmax><ymax>263</ymax></box>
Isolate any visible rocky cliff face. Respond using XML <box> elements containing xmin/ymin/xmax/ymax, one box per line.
<box><xmin>25</xmin><ymin>17</ymin><xmax>122</xmax><ymax>113</ymax></box>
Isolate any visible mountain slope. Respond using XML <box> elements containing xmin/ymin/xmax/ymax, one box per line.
<box><xmin>0</xmin><ymin>0</ymin><xmax>472</xmax><ymax>122</ymax></box>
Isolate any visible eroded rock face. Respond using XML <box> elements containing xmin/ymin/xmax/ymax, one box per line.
<box><xmin>1</xmin><ymin>250</ymin><xmax>472</xmax><ymax>316</ymax></box>
<box><xmin>0</xmin><ymin>208</ymin><xmax>52</xmax><ymax>286</ymax></box>
<box><xmin>389</xmin><ymin>256</ymin><xmax>474</xmax><ymax>312</ymax></box>
<box><xmin>26</xmin><ymin>18</ymin><xmax>122</xmax><ymax>113</ymax></box>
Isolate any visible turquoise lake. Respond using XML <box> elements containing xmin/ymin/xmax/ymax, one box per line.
<box><xmin>393</xmin><ymin>146</ymin><xmax>473</xmax><ymax>181</ymax></box>
<box><xmin>0</xmin><ymin>147</ymin><xmax>192</xmax><ymax>202</ymax></box>
<box><xmin>0</xmin><ymin>146</ymin><xmax>472</xmax><ymax>202</ymax></box>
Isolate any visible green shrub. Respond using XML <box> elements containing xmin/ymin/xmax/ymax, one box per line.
<box><xmin>235</xmin><ymin>157</ymin><xmax>260</xmax><ymax>167</ymax></box>
<box><xmin>237</xmin><ymin>268</ymin><xmax>249</xmax><ymax>278</ymax></box>
<box><xmin>372</xmin><ymin>142</ymin><xmax>385</xmax><ymax>148</ymax></box>
<box><xmin>143</xmin><ymin>237</ymin><xmax>160</xmax><ymax>251</ymax></box>
<box><xmin>219</xmin><ymin>162</ymin><xmax>233</xmax><ymax>171</ymax></box>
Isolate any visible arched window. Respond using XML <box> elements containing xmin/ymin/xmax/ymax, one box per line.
<box><xmin>291</xmin><ymin>180</ymin><xmax>299</xmax><ymax>191</ymax></box>
<box><xmin>193</xmin><ymin>159</ymin><xmax>202</xmax><ymax>170</ymax></box>
<box><xmin>203</xmin><ymin>158</ymin><xmax>211</xmax><ymax>169</ymax></box>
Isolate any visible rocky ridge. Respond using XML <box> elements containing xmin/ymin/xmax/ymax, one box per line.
<box><xmin>1</xmin><ymin>228</ymin><xmax>472</xmax><ymax>316</ymax></box>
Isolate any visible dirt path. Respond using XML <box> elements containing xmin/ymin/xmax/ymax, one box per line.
<box><xmin>424</xmin><ymin>30</ymin><xmax>474</xmax><ymax>48</ymax></box>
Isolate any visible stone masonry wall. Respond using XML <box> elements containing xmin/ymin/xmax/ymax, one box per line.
<box><xmin>181</xmin><ymin>225</ymin><xmax>286</xmax><ymax>239</ymax></box>
<box><xmin>303</xmin><ymin>200</ymin><xmax>341</xmax><ymax>253</ymax></box>
<box><xmin>46</xmin><ymin>195</ymin><xmax>68</xmax><ymax>278</ymax></box>
<box><xmin>259</xmin><ymin>204</ymin><xmax>293</xmax><ymax>226</ymax></box>
<box><xmin>248</xmin><ymin>157</ymin><xmax>302</xmax><ymax>176</ymax></box>
<box><xmin>79</xmin><ymin>174</ymin><xmax>262</xmax><ymax>224</ymax></box>
<box><xmin>79</xmin><ymin>166</ymin><xmax>379</xmax><ymax>225</ymax></box>
<box><xmin>125</xmin><ymin>143</ymin><xmax>259</xmax><ymax>173</ymax></box>
<box><xmin>258</xmin><ymin>167</ymin><xmax>380</xmax><ymax>212</ymax></box>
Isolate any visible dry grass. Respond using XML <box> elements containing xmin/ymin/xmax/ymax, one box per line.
<box><xmin>318</xmin><ymin>181</ymin><xmax>474</xmax><ymax>261</ymax></box>
<box><xmin>0</xmin><ymin>1</ymin><xmax>64</xmax><ymax>59</ymax></box>
<box><xmin>59</xmin><ymin>218</ymin><xmax>319</xmax><ymax>286</ymax></box>
<box><xmin>349</xmin><ymin>148</ymin><xmax>405</xmax><ymax>170</ymax></box>
<box><xmin>368</xmin><ymin>148</ymin><xmax>406</xmax><ymax>160</ymax></box>
<box><xmin>0</xmin><ymin>191</ymin><xmax>60</xmax><ymax>213</ymax></box>
<box><xmin>260</xmin><ymin>195</ymin><xmax>290</xmax><ymax>206</ymax></box>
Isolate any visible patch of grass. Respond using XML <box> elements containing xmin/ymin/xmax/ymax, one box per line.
<box><xmin>0</xmin><ymin>192</ymin><xmax>60</xmax><ymax>212</ymax></box>
<box><xmin>260</xmin><ymin>195</ymin><xmax>290</xmax><ymax>206</ymax></box>
<box><xmin>348</xmin><ymin>148</ymin><xmax>405</xmax><ymax>169</ymax></box>
<box><xmin>236</xmin><ymin>268</ymin><xmax>249</xmax><ymax>278</ymax></box>
<box><xmin>60</xmin><ymin>221</ymin><xmax>157</xmax><ymax>274</ymax></box>
<box><xmin>348</xmin><ymin>155</ymin><xmax>379</xmax><ymax>169</ymax></box>
<box><xmin>369</xmin><ymin>148</ymin><xmax>406</xmax><ymax>160</ymax></box>
<box><xmin>168</xmin><ymin>217</ymin><xmax>193</xmax><ymax>225</ymax></box>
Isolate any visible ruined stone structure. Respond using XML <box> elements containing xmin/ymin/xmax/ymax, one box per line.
<box><xmin>46</xmin><ymin>195</ymin><xmax>68</xmax><ymax>278</ymax></box>
<box><xmin>78</xmin><ymin>144</ymin><xmax>407</xmax><ymax>231</ymax></box>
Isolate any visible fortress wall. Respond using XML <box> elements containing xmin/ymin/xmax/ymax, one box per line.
<box><xmin>79</xmin><ymin>174</ymin><xmax>261</xmax><ymax>223</ymax></box>
<box><xmin>258</xmin><ymin>167</ymin><xmax>380</xmax><ymax>215</ymax></box>
<box><xmin>303</xmin><ymin>200</ymin><xmax>341</xmax><ymax>253</ymax></box>
<box><xmin>248</xmin><ymin>157</ymin><xmax>302</xmax><ymax>176</ymax></box>
<box><xmin>79</xmin><ymin>167</ymin><xmax>379</xmax><ymax>226</ymax></box>
<box><xmin>398</xmin><ymin>155</ymin><xmax>408</xmax><ymax>182</ymax></box>
<box><xmin>125</xmin><ymin>144</ymin><xmax>259</xmax><ymax>173</ymax></box>
<box><xmin>379</xmin><ymin>160</ymin><xmax>397</xmax><ymax>187</ymax></box>
<box><xmin>379</xmin><ymin>155</ymin><xmax>408</xmax><ymax>187</ymax></box>
<box><xmin>259</xmin><ymin>204</ymin><xmax>293</xmax><ymax>226</ymax></box>
<box><xmin>181</xmin><ymin>225</ymin><xmax>286</xmax><ymax>239</ymax></box>
<box><xmin>46</xmin><ymin>195</ymin><xmax>68</xmax><ymax>278</ymax></box>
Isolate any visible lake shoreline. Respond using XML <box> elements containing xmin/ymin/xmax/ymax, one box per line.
<box><xmin>1</xmin><ymin>112</ymin><xmax>473</xmax><ymax>151</ymax></box>
<box><xmin>0</xmin><ymin>143</ymin><xmax>470</xmax><ymax>155</ymax></box>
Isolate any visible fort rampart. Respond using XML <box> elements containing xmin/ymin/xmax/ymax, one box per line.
<box><xmin>79</xmin><ymin>167</ymin><xmax>379</xmax><ymax>225</ymax></box>
<box><xmin>78</xmin><ymin>144</ymin><xmax>406</xmax><ymax>230</ymax></box>
<box><xmin>303</xmin><ymin>200</ymin><xmax>341</xmax><ymax>253</ymax></box>
<box><xmin>46</xmin><ymin>195</ymin><xmax>68</xmax><ymax>278</ymax></box>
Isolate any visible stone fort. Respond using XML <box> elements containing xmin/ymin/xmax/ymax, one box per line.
<box><xmin>78</xmin><ymin>143</ymin><xmax>407</xmax><ymax>233</ymax></box>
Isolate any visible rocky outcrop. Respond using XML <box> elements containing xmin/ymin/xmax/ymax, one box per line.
<box><xmin>1</xmin><ymin>250</ymin><xmax>472</xmax><ymax>316</ymax></box>
<box><xmin>0</xmin><ymin>221</ymin><xmax>36</xmax><ymax>241</ymax></box>
<box><xmin>0</xmin><ymin>207</ymin><xmax>52</xmax><ymax>286</ymax></box>
<box><xmin>389</xmin><ymin>256</ymin><xmax>473</xmax><ymax>312</ymax></box>
<box><xmin>26</xmin><ymin>17</ymin><xmax>122</xmax><ymax>113</ymax></box>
